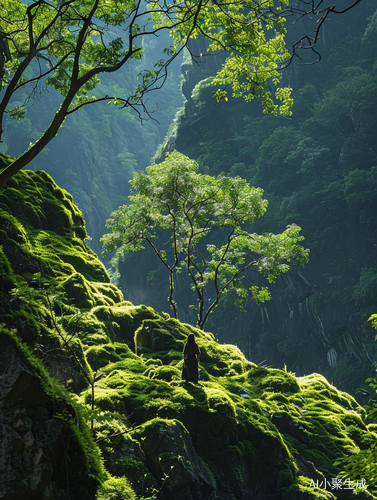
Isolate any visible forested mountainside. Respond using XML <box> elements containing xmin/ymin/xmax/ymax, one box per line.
<box><xmin>0</xmin><ymin>35</ymin><xmax>184</xmax><ymax>257</ymax></box>
<box><xmin>114</xmin><ymin>3</ymin><xmax>377</xmax><ymax>395</ymax></box>
<box><xmin>1</xmin><ymin>161</ymin><xmax>377</xmax><ymax>500</ymax></box>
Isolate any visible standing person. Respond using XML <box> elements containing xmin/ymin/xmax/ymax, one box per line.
<box><xmin>182</xmin><ymin>333</ymin><xmax>201</xmax><ymax>384</ymax></box>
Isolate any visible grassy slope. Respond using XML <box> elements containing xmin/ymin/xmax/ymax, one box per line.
<box><xmin>0</xmin><ymin>160</ymin><xmax>375</xmax><ymax>500</ymax></box>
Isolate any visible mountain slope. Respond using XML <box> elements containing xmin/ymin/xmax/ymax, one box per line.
<box><xmin>0</xmin><ymin>161</ymin><xmax>375</xmax><ymax>499</ymax></box>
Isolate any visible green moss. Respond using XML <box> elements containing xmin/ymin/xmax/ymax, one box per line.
<box><xmin>104</xmin><ymin>359</ymin><xmax>148</xmax><ymax>376</ymax></box>
<box><xmin>62</xmin><ymin>311</ymin><xmax>107</xmax><ymax>344</ymax></box>
<box><xmin>0</xmin><ymin>245</ymin><xmax>16</xmax><ymax>293</ymax></box>
<box><xmin>282</xmin><ymin>476</ymin><xmax>336</xmax><ymax>500</ymax></box>
<box><xmin>0</xmin><ymin>152</ymin><xmax>13</xmax><ymax>168</ymax></box>
<box><xmin>61</xmin><ymin>398</ymin><xmax>106</xmax><ymax>483</ymax></box>
<box><xmin>0</xmin><ymin>171</ymin><xmax>110</xmax><ymax>291</ymax></box>
<box><xmin>96</xmin><ymin>476</ymin><xmax>136</xmax><ymax>500</ymax></box>
<box><xmin>77</xmin><ymin>307</ymin><xmax>374</xmax><ymax>496</ymax></box>
<box><xmin>304</xmin><ymin>449</ymin><xmax>337</xmax><ymax>478</ymax></box>
<box><xmin>0</xmin><ymin>170</ymin><xmax>83</xmax><ymax>235</ymax></box>
<box><xmin>0</xmin><ymin>169</ymin><xmax>120</xmax><ymax>353</ymax></box>
<box><xmin>199</xmin><ymin>341</ymin><xmax>247</xmax><ymax>376</ymax></box>
<box><xmin>85</xmin><ymin>342</ymin><xmax>139</xmax><ymax>370</ymax></box>
<box><xmin>367</xmin><ymin>423</ymin><xmax>377</xmax><ymax>433</ymax></box>
<box><xmin>201</xmin><ymin>445</ymin><xmax>243</xmax><ymax>499</ymax></box>
<box><xmin>110</xmin><ymin>457</ymin><xmax>157</xmax><ymax>496</ymax></box>
<box><xmin>298</xmin><ymin>374</ymin><xmax>361</xmax><ymax>413</ymax></box>
<box><xmin>91</xmin><ymin>282</ymin><xmax>123</xmax><ymax>305</ymax></box>
<box><xmin>279</xmin><ymin>467</ymin><xmax>295</xmax><ymax>487</ymax></box>
<box><xmin>58</xmin><ymin>272</ymin><xmax>96</xmax><ymax>308</ymax></box>
<box><xmin>144</xmin><ymin>364</ymin><xmax>181</xmax><ymax>382</ymax></box>
<box><xmin>237</xmin><ymin>440</ymin><xmax>265</xmax><ymax>483</ymax></box>
<box><xmin>30</xmin><ymin>230</ymin><xmax>109</xmax><ymax>282</ymax></box>
<box><xmin>2</xmin><ymin>169</ymin><xmax>377</xmax><ymax>500</ymax></box>
<box><xmin>256</xmin><ymin>369</ymin><xmax>301</xmax><ymax>395</ymax></box>
<box><xmin>0</xmin><ymin>325</ymin><xmax>49</xmax><ymax>380</ymax></box>
<box><xmin>0</xmin><ymin>209</ymin><xmax>31</xmax><ymax>246</ymax></box>
<box><xmin>93</xmin><ymin>304</ymin><xmax>159</xmax><ymax>346</ymax></box>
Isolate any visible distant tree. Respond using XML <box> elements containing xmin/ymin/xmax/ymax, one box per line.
<box><xmin>312</xmin><ymin>69</ymin><xmax>377</xmax><ymax>140</ymax></box>
<box><xmin>0</xmin><ymin>0</ymin><xmax>298</xmax><ymax>188</ymax></box>
<box><xmin>101</xmin><ymin>151</ymin><xmax>309</xmax><ymax>329</ymax></box>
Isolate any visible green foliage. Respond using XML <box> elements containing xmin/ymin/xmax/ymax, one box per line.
<box><xmin>96</xmin><ymin>476</ymin><xmax>136</xmax><ymax>500</ymax></box>
<box><xmin>191</xmin><ymin>77</ymin><xmax>217</xmax><ymax>110</ymax></box>
<box><xmin>344</xmin><ymin>168</ymin><xmax>377</xmax><ymax>228</ymax></box>
<box><xmin>103</xmin><ymin>151</ymin><xmax>308</xmax><ymax>328</ymax></box>
<box><xmin>144</xmin><ymin>4</ymin><xmax>377</xmax><ymax>377</ymax></box>
<box><xmin>0</xmin><ymin>0</ymin><xmax>294</xmax><ymax>186</ymax></box>
<box><xmin>353</xmin><ymin>268</ymin><xmax>377</xmax><ymax>317</ymax></box>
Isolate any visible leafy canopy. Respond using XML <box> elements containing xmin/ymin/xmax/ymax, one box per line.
<box><xmin>102</xmin><ymin>151</ymin><xmax>309</xmax><ymax>328</ymax></box>
<box><xmin>0</xmin><ymin>0</ymin><xmax>293</xmax><ymax>187</ymax></box>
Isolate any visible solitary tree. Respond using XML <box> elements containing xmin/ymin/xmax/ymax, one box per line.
<box><xmin>101</xmin><ymin>151</ymin><xmax>309</xmax><ymax>329</ymax></box>
<box><xmin>0</xmin><ymin>0</ymin><xmax>299</xmax><ymax>188</ymax></box>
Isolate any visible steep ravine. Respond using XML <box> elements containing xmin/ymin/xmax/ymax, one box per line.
<box><xmin>0</xmin><ymin>160</ymin><xmax>376</xmax><ymax>499</ymax></box>
<box><xmin>135</xmin><ymin>5</ymin><xmax>377</xmax><ymax>395</ymax></box>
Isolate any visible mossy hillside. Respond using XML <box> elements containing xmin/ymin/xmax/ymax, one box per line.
<box><xmin>0</xmin><ymin>170</ymin><xmax>117</xmax><ymax>311</ymax></box>
<box><xmin>82</xmin><ymin>328</ymin><xmax>377</xmax><ymax>499</ymax></box>
<box><xmin>134</xmin><ymin>316</ymin><xmax>253</xmax><ymax>378</ymax></box>
<box><xmin>0</xmin><ymin>169</ymin><xmax>152</xmax><ymax>499</ymax></box>
<box><xmin>0</xmin><ymin>168</ymin><xmax>130</xmax><ymax>384</ymax></box>
<box><xmin>1</xmin><ymin>169</ymin><xmax>376</xmax><ymax>499</ymax></box>
<box><xmin>0</xmin><ymin>168</ymin><xmax>113</xmax><ymax>285</ymax></box>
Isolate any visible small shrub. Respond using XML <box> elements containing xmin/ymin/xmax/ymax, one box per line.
<box><xmin>96</xmin><ymin>476</ymin><xmax>136</xmax><ymax>500</ymax></box>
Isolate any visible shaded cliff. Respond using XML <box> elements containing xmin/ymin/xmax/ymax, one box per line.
<box><xmin>131</xmin><ymin>4</ymin><xmax>377</xmax><ymax>395</ymax></box>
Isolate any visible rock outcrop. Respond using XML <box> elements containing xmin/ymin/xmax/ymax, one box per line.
<box><xmin>0</xmin><ymin>330</ymin><xmax>103</xmax><ymax>500</ymax></box>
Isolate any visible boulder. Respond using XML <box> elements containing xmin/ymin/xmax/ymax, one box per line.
<box><xmin>134</xmin><ymin>418</ymin><xmax>216</xmax><ymax>500</ymax></box>
<box><xmin>0</xmin><ymin>330</ymin><xmax>102</xmax><ymax>500</ymax></box>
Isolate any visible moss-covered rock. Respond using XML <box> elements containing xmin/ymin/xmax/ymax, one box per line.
<box><xmin>96</xmin><ymin>476</ymin><xmax>137</xmax><ymax>500</ymax></box>
<box><xmin>1</xmin><ymin>169</ymin><xmax>376</xmax><ymax>500</ymax></box>
<box><xmin>132</xmin><ymin>418</ymin><xmax>216</xmax><ymax>499</ymax></box>
<box><xmin>0</xmin><ymin>328</ymin><xmax>104</xmax><ymax>499</ymax></box>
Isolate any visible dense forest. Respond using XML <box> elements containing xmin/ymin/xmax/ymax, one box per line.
<box><xmin>1</xmin><ymin>1</ymin><xmax>377</xmax><ymax>499</ymax></box>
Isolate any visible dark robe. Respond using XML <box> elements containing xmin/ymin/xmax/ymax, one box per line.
<box><xmin>182</xmin><ymin>354</ymin><xmax>199</xmax><ymax>383</ymax></box>
<box><xmin>182</xmin><ymin>339</ymin><xmax>200</xmax><ymax>383</ymax></box>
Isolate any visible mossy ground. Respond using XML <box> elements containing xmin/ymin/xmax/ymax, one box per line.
<box><xmin>0</xmin><ymin>168</ymin><xmax>376</xmax><ymax>499</ymax></box>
